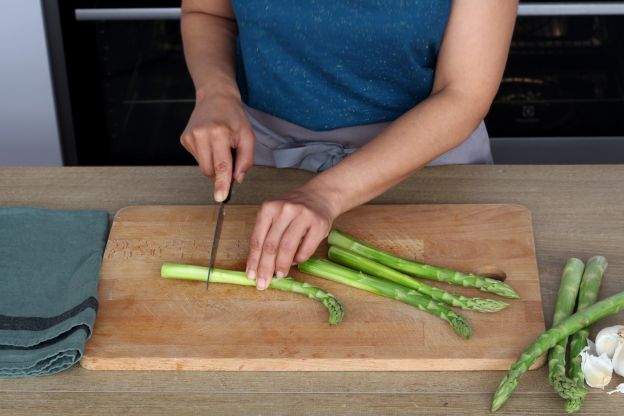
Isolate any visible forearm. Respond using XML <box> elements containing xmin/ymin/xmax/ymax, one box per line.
<box><xmin>310</xmin><ymin>89</ymin><xmax>490</xmax><ymax>217</ymax></box>
<box><xmin>181</xmin><ymin>3</ymin><xmax>239</xmax><ymax>99</ymax></box>
<box><xmin>307</xmin><ymin>0</ymin><xmax>517</xmax><ymax>218</ymax></box>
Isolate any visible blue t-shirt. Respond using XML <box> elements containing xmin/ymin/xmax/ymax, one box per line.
<box><xmin>232</xmin><ymin>1</ymin><xmax>452</xmax><ymax>131</ymax></box>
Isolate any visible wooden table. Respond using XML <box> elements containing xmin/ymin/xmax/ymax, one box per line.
<box><xmin>1</xmin><ymin>165</ymin><xmax>623</xmax><ymax>415</ymax></box>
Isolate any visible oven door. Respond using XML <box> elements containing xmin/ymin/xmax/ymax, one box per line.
<box><xmin>44</xmin><ymin>0</ymin><xmax>193</xmax><ymax>166</ymax></box>
<box><xmin>488</xmin><ymin>1</ymin><xmax>624</xmax><ymax>163</ymax></box>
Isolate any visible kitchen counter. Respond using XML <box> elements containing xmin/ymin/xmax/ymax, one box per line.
<box><xmin>1</xmin><ymin>165</ymin><xmax>623</xmax><ymax>415</ymax></box>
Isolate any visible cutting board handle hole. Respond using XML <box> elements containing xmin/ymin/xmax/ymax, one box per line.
<box><xmin>474</xmin><ymin>265</ymin><xmax>507</xmax><ymax>282</ymax></box>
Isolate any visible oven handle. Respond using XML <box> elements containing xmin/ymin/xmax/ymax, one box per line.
<box><xmin>517</xmin><ymin>2</ymin><xmax>624</xmax><ymax>16</ymax></box>
<box><xmin>75</xmin><ymin>8</ymin><xmax>181</xmax><ymax>21</ymax></box>
<box><xmin>74</xmin><ymin>3</ymin><xmax>624</xmax><ymax>21</ymax></box>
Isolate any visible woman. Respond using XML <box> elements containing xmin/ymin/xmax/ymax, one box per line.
<box><xmin>180</xmin><ymin>1</ymin><xmax>518</xmax><ymax>290</ymax></box>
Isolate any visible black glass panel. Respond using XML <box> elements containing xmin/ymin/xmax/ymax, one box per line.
<box><xmin>486</xmin><ymin>15</ymin><xmax>624</xmax><ymax>137</ymax></box>
<box><xmin>60</xmin><ymin>1</ymin><xmax>195</xmax><ymax>165</ymax></box>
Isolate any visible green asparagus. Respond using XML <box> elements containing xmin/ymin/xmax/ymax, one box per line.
<box><xmin>328</xmin><ymin>246</ymin><xmax>508</xmax><ymax>313</ymax></box>
<box><xmin>328</xmin><ymin>229</ymin><xmax>519</xmax><ymax>299</ymax></box>
<box><xmin>298</xmin><ymin>257</ymin><xmax>471</xmax><ymax>339</ymax></box>
<box><xmin>491</xmin><ymin>290</ymin><xmax>624</xmax><ymax>412</ymax></box>
<box><xmin>160</xmin><ymin>262</ymin><xmax>344</xmax><ymax>325</ymax></box>
<box><xmin>565</xmin><ymin>256</ymin><xmax>608</xmax><ymax>413</ymax></box>
<box><xmin>547</xmin><ymin>258</ymin><xmax>587</xmax><ymax>401</ymax></box>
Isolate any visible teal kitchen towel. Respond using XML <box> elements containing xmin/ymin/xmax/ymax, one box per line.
<box><xmin>0</xmin><ymin>207</ymin><xmax>109</xmax><ymax>376</ymax></box>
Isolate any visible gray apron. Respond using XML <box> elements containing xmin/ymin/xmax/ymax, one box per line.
<box><xmin>244</xmin><ymin>104</ymin><xmax>493</xmax><ymax>173</ymax></box>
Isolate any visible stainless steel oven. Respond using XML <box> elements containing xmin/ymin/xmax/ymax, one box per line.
<box><xmin>43</xmin><ymin>1</ymin><xmax>624</xmax><ymax>165</ymax></box>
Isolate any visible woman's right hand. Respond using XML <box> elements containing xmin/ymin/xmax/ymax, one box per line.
<box><xmin>180</xmin><ymin>88</ymin><xmax>255</xmax><ymax>201</ymax></box>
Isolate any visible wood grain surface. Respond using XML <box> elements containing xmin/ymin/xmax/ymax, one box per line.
<box><xmin>81</xmin><ymin>204</ymin><xmax>544</xmax><ymax>371</ymax></box>
<box><xmin>1</xmin><ymin>165</ymin><xmax>623</xmax><ymax>415</ymax></box>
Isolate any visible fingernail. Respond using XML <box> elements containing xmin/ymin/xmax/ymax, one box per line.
<box><xmin>215</xmin><ymin>190</ymin><xmax>226</xmax><ymax>202</ymax></box>
<box><xmin>247</xmin><ymin>269</ymin><xmax>256</xmax><ymax>280</ymax></box>
<box><xmin>276</xmin><ymin>271</ymin><xmax>285</xmax><ymax>278</ymax></box>
<box><xmin>257</xmin><ymin>277</ymin><xmax>267</xmax><ymax>290</ymax></box>
<box><xmin>236</xmin><ymin>172</ymin><xmax>246</xmax><ymax>184</ymax></box>
<box><xmin>292</xmin><ymin>261</ymin><xmax>298</xmax><ymax>266</ymax></box>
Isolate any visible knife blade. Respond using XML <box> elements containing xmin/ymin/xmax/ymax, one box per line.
<box><xmin>206</xmin><ymin>149</ymin><xmax>236</xmax><ymax>290</ymax></box>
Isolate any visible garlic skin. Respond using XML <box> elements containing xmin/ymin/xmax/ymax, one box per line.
<box><xmin>595</xmin><ymin>325</ymin><xmax>624</xmax><ymax>358</ymax></box>
<box><xmin>607</xmin><ymin>383</ymin><xmax>624</xmax><ymax>395</ymax></box>
<box><xmin>580</xmin><ymin>347</ymin><xmax>613</xmax><ymax>389</ymax></box>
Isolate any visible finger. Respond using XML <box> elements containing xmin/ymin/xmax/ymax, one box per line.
<box><xmin>256</xmin><ymin>207</ymin><xmax>298</xmax><ymax>290</ymax></box>
<box><xmin>245</xmin><ymin>204</ymin><xmax>277</xmax><ymax>281</ymax></box>
<box><xmin>233</xmin><ymin>124</ymin><xmax>255</xmax><ymax>183</ymax></box>
<box><xmin>180</xmin><ymin>134</ymin><xmax>197</xmax><ymax>157</ymax></box>
<box><xmin>211</xmin><ymin>139</ymin><xmax>233</xmax><ymax>202</ymax></box>
<box><xmin>274</xmin><ymin>218</ymin><xmax>309</xmax><ymax>278</ymax></box>
<box><xmin>294</xmin><ymin>221</ymin><xmax>329</xmax><ymax>264</ymax></box>
<box><xmin>196</xmin><ymin>140</ymin><xmax>215</xmax><ymax>180</ymax></box>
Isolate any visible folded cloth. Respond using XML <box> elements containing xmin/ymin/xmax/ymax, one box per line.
<box><xmin>0</xmin><ymin>207</ymin><xmax>109</xmax><ymax>377</ymax></box>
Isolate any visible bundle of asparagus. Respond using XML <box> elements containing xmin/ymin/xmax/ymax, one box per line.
<box><xmin>491</xmin><ymin>256</ymin><xmax>618</xmax><ymax>413</ymax></box>
<box><xmin>328</xmin><ymin>229</ymin><xmax>520</xmax><ymax>299</ymax></box>
<box><xmin>565</xmin><ymin>257</ymin><xmax>608</xmax><ymax>412</ymax></box>
<box><xmin>162</xmin><ymin>228</ymin><xmax>518</xmax><ymax>334</ymax></box>
<box><xmin>298</xmin><ymin>228</ymin><xmax>519</xmax><ymax>339</ymax></box>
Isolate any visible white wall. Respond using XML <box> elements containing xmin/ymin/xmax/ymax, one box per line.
<box><xmin>0</xmin><ymin>0</ymin><xmax>63</xmax><ymax>166</ymax></box>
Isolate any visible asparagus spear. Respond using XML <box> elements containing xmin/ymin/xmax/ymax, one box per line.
<box><xmin>548</xmin><ymin>258</ymin><xmax>587</xmax><ymax>401</ymax></box>
<box><xmin>298</xmin><ymin>257</ymin><xmax>472</xmax><ymax>339</ymax></box>
<box><xmin>328</xmin><ymin>246</ymin><xmax>508</xmax><ymax>313</ymax></box>
<box><xmin>160</xmin><ymin>262</ymin><xmax>344</xmax><ymax>325</ymax></box>
<box><xmin>491</xmin><ymin>290</ymin><xmax>624</xmax><ymax>412</ymax></box>
<box><xmin>328</xmin><ymin>229</ymin><xmax>519</xmax><ymax>299</ymax></box>
<box><xmin>565</xmin><ymin>256</ymin><xmax>608</xmax><ymax>413</ymax></box>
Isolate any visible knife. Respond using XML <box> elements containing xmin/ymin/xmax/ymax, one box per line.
<box><xmin>206</xmin><ymin>149</ymin><xmax>236</xmax><ymax>290</ymax></box>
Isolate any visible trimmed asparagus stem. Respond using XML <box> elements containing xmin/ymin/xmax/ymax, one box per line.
<box><xmin>328</xmin><ymin>246</ymin><xmax>508</xmax><ymax>313</ymax></box>
<box><xmin>565</xmin><ymin>256</ymin><xmax>608</xmax><ymax>413</ymax></box>
<box><xmin>160</xmin><ymin>262</ymin><xmax>344</xmax><ymax>325</ymax></box>
<box><xmin>328</xmin><ymin>229</ymin><xmax>519</xmax><ymax>299</ymax></box>
<box><xmin>491</xmin><ymin>290</ymin><xmax>624</xmax><ymax>412</ymax></box>
<box><xmin>298</xmin><ymin>257</ymin><xmax>472</xmax><ymax>339</ymax></box>
<box><xmin>548</xmin><ymin>258</ymin><xmax>587</xmax><ymax>401</ymax></box>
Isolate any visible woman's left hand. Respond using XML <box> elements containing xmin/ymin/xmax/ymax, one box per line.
<box><xmin>245</xmin><ymin>183</ymin><xmax>340</xmax><ymax>290</ymax></box>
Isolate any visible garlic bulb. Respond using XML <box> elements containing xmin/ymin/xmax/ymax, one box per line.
<box><xmin>580</xmin><ymin>347</ymin><xmax>613</xmax><ymax>389</ymax></box>
<box><xmin>595</xmin><ymin>325</ymin><xmax>624</xmax><ymax>358</ymax></box>
<box><xmin>612</xmin><ymin>342</ymin><xmax>624</xmax><ymax>377</ymax></box>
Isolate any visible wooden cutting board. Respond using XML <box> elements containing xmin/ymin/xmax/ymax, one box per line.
<box><xmin>81</xmin><ymin>204</ymin><xmax>545</xmax><ymax>371</ymax></box>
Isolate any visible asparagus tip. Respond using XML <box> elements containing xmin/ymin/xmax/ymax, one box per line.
<box><xmin>548</xmin><ymin>373</ymin><xmax>588</xmax><ymax>401</ymax></box>
<box><xmin>322</xmin><ymin>295</ymin><xmax>345</xmax><ymax>325</ymax></box>
<box><xmin>450</xmin><ymin>314</ymin><xmax>472</xmax><ymax>339</ymax></box>
<box><xmin>564</xmin><ymin>398</ymin><xmax>583</xmax><ymax>414</ymax></box>
<box><xmin>484</xmin><ymin>278</ymin><xmax>521</xmax><ymax>299</ymax></box>
<box><xmin>472</xmin><ymin>298</ymin><xmax>510</xmax><ymax>313</ymax></box>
